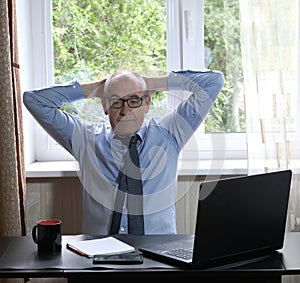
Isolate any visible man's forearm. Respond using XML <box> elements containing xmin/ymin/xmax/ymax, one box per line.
<box><xmin>143</xmin><ymin>75</ymin><xmax>168</xmax><ymax>93</ymax></box>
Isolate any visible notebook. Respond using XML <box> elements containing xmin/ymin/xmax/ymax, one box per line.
<box><xmin>66</xmin><ymin>236</ymin><xmax>135</xmax><ymax>258</ymax></box>
<box><xmin>139</xmin><ymin>170</ymin><xmax>292</xmax><ymax>269</ymax></box>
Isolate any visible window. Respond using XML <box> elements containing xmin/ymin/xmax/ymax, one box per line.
<box><xmin>20</xmin><ymin>0</ymin><xmax>247</xmax><ymax>166</ymax></box>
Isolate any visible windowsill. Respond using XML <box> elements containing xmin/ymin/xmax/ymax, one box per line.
<box><xmin>25</xmin><ymin>160</ymin><xmax>248</xmax><ymax>178</ymax></box>
<box><xmin>26</xmin><ymin>161</ymin><xmax>80</xmax><ymax>178</ymax></box>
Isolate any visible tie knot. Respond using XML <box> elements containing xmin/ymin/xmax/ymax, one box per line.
<box><xmin>130</xmin><ymin>134</ymin><xmax>140</xmax><ymax>145</ymax></box>
<box><xmin>114</xmin><ymin>134</ymin><xmax>140</xmax><ymax>147</ymax></box>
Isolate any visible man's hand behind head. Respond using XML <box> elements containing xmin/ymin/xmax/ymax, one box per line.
<box><xmin>82</xmin><ymin>77</ymin><xmax>107</xmax><ymax>99</ymax></box>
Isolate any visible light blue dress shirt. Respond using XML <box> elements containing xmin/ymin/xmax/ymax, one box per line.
<box><xmin>23</xmin><ymin>70</ymin><xmax>224</xmax><ymax>235</ymax></box>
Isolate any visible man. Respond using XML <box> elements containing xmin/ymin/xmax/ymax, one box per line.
<box><xmin>23</xmin><ymin>69</ymin><xmax>224</xmax><ymax>235</ymax></box>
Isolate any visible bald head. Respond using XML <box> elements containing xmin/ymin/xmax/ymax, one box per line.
<box><xmin>103</xmin><ymin>70</ymin><xmax>147</xmax><ymax>98</ymax></box>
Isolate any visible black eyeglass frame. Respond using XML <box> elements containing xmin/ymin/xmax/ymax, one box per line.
<box><xmin>108</xmin><ymin>95</ymin><xmax>148</xmax><ymax>109</ymax></box>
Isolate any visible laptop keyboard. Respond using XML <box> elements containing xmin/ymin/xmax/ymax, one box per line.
<box><xmin>166</xmin><ymin>248</ymin><xmax>193</xmax><ymax>260</ymax></box>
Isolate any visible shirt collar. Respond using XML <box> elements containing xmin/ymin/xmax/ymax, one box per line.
<box><xmin>110</xmin><ymin>123</ymin><xmax>146</xmax><ymax>143</ymax></box>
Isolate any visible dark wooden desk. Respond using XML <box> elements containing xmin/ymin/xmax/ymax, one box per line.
<box><xmin>0</xmin><ymin>233</ymin><xmax>296</xmax><ymax>283</ymax></box>
<box><xmin>280</xmin><ymin>232</ymin><xmax>300</xmax><ymax>275</ymax></box>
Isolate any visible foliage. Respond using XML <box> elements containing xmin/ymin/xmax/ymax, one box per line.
<box><xmin>53</xmin><ymin>0</ymin><xmax>167</xmax><ymax>123</ymax></box>
<box><xmin>204</xmin><ymin>0</ymin><xmax>245</xmax><ymax>132</ymax></box>
<box><xmin>52</xmin><ymin>0</ymin><xmax>166</xmax><ymax>81</ymax></box>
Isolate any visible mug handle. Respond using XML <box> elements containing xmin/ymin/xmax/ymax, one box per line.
<box><xmin>32</xmin><ymin>225</ymin><xmax>38</xmax><ymax>244</ymax></box>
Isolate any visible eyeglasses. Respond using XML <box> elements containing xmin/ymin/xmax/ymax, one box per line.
<box><xmin>108</xmin><ymin>96</ymin><xmax>147</xmax><ymax>109</ymax></box>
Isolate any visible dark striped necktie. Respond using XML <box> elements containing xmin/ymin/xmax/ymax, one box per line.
<box><xmin>109</xmin><ymin>134</ymin><xmax>144</xmax><ymax>235</ymax></box>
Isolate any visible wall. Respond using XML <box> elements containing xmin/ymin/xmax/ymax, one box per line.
<box><xmin>26</xmin><ymin>175</ymin><xmax>241</xmax><ymax>235</ymax></box>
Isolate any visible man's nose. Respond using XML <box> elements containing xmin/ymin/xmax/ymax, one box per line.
<box><xmin>120</xmin><ymin>101</ymin><xmax>132</xmax><ymax>114</ymax></box>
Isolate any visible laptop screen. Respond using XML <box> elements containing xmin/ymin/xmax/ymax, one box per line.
<box><xmin>193</xmin><ymin>170</ymin><xmax>292</xmax><ymax>266</ymax></box>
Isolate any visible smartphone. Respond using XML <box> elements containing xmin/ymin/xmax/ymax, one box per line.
<box><xmin>93</xmin><ymin>251</ymin><xmax>143</xmax><ymax>264</ymax></box>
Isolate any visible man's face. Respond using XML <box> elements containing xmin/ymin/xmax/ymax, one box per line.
<box><xmin>102</xmin><ymin>74</ymin><xmax>151</xmax><ymax>136</ymax></box>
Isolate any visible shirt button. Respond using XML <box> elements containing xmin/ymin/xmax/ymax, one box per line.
<box><xmin>120</xmin><ymin>227</ymin><xmax>125</xmax><ymax>232</ymax></box>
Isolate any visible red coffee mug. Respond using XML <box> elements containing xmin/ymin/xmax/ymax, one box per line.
<box><xmin>32</xmin><ymin>219</ymin><xmax>62</xmax><ymax>254</ymax></box>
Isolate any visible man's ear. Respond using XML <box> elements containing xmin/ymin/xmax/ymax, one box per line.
<box><xmin>101</xmin><ymin>98</ymin><xmax>109</xmax><ymax>115</ymax></box>
<box><xmin>144</xmin><ymin>95</ymin><xmax>151</xmax><ymax>113</ymax></box>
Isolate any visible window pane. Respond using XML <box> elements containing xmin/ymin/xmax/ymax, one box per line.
<box><xmin>52</xmin><ymin>0</ymin><xmax>166</xmax><ymax>79</ymax></box>
<box><xmin>52</xmin><ymin>0</ymin><xmax>167</xmax><ymax>124</ymax></box>
<box><xmin>204</xmin><ymin>0</ymin><xmax>245</xmax><ymax>133</ymax></box>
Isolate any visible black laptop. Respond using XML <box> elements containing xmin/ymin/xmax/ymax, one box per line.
<box><xmin>139</xmin><ymin>170</ymin><xmax>292</xmax><ymax>269</ymax></box>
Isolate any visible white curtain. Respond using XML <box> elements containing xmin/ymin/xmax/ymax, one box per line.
<box><xmin>239</xmin><ymin>0</ymin><xmax>300</xmax><ymax>240</ymax></box>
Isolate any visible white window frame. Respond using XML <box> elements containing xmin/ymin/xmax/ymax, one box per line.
<box><xmin>20</xmin><ymin>0</ymin><xmax>247</xmax><ymax>166</ymax></box>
